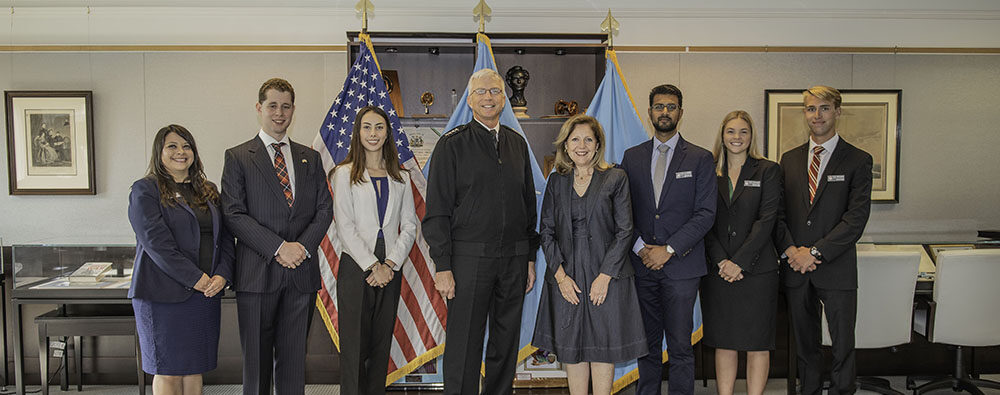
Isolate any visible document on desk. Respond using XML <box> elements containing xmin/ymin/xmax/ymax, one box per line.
<box><xmin>30</xmin><ymin>276</ymin><xmax>131</xmax><ymax>290</ymax></box>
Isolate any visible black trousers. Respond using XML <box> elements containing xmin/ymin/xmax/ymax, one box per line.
<box><xmin>236</xmin><ymin>274</ymin><xmax>315</xmax><ymax>395</ymax></box>
<box><xmin>786</xmin><ymin>281</ymin><xmax>858</xmax><ymax>395</ymax></box>
<box><xmin>337</xmin><ymin>239</ymin><xmax>402</xmax><ymax>395</ymax></box>
<box><xmin>442</xmin><ymin>254</ymin><xmax>528</xmax><ymax>395</ymax></box>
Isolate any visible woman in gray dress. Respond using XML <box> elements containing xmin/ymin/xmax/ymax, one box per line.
<box><xmin>533</xmin><ymin>115</ymin><xmax>647</xmax><ymax>395</ymax></box>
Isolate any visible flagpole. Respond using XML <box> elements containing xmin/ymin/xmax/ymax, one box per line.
<box><xmin>356</xmin><ymin>0</ymin><xmax>373</xmax><ymax>35</ymax></box>
<box><xmin>473</xmin><ymin>0</ymin><xmax>492</xmax><ymax>34</ymax></box>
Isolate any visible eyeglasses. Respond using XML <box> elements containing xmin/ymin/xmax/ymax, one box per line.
<box><xmin>472</xmin><ymin>87</ymin><xmax>503</xmax><ymax>96</ymax></box>
<box><xmin>651</xmin><ymin>103</ymin><xmax>678</xmax><ymax>112</ymax></box>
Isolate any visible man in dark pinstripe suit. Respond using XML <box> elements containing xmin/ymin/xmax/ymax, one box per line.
<box><xmin>221</xmin><ymin>78</ymin><xmax>333</xmax><ymax>394</ymax></box>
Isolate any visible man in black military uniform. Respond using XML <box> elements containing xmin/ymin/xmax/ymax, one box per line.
<box><xmin>423</xmin><ymin>68</ymin><xmax>539</xmax><ymax>395</ymax></box>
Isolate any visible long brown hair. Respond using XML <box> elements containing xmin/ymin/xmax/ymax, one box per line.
<box><xmin>146</xmin><ymin>124</ymin><xmax>219</xmax><ymax>208</ymax></box>
<box><xmin>334</xmin><ymin>106</ymin><xmax>404</xmax><ymax>184</ymax></box>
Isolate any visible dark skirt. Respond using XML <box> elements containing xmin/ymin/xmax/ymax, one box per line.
<box><xmin>132</xmin><ymin>293</ymin><xmax>221</xmax><ymax>375</ymax></box>
<box><xmin>701</xmin><ymin>269</ymin><xmax>779</xmax><ymax>351</ymax></box>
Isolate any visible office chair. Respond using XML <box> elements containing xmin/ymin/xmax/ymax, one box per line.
<box><xmin>911</xmin><ymin>249</ymin><xmax>1000</xmax><ymax>395</ymax></box>
<box><xmin>822</xmin><ymin>250</ymin><xmax>922</xmax><ymax>395</ymax></box>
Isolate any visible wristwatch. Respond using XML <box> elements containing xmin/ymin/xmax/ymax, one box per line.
<box><xmin>666</xmin><ymin>245</ymin><xmax>675</xmax><ymax>255</ymax></box>
<box><xmin>809</xmin><ymin>246</ymin><xmax>822</xmax><ymax>260</ymax></box>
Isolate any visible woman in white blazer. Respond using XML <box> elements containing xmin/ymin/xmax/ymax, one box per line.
<box><xmin>330</xmin><ymin>106</ymin><xmax>418</xmax><ymax>395</ymax></box>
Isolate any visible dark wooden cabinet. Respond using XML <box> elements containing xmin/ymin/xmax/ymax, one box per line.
<box><xmin>347</xmin><ymin>32</ymin><xmax>607</xmax><ymax>168</ymax></box>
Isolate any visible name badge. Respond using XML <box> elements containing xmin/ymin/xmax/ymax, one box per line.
<box><xmin>675</xmin><ymin>171</ymin><xmax>693</xmax><ymax>179</ymax></box>
<box><xmin>744</xmin><ymin>180</ymin><xmax>761</xmax><ymax>187</ymax></box>
<box><xmin>828</xmin><ymin>175</ymin><xmax>846</xmax><ymax>182</ymax></box>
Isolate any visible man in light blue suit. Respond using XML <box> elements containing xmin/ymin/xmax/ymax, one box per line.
<box><xmin>620</xmin><ymin>84</ymin><xmax>717</xmax><ymax>395</ymax></box>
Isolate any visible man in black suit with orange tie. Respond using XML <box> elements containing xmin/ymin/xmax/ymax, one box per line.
<box><xmin>775</xmin><ymin>85</ymin><xmax>872</xmax><ymax>395</ymax></box>
<box><xmin>221</xmin><ymin>78</ymin><xmax>333</xmax><ymax>395</ymax></box>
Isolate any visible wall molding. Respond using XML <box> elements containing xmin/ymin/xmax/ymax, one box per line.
<box><xmin>1</xmin><ymin>44</ymin><xmax>996</xmax><ymax>55</ymax></box>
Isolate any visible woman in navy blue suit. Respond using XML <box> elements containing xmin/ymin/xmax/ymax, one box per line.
<box><xmin>702</xmin><ymin>111</ymin><xmax>781</xmax><ymax>395</ymax></box>
<box><xmin>128</xmin><ymin>124</ymin><xmax>233</xmax><ymax>395</ymax></box>
<box><xmin>330</xmin><ymin>106</ymin><xmax>418</xmax><ymax>395</ymax></box>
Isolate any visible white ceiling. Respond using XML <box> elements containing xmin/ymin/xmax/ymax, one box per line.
<box><xmin>10</xmin><ymin>0</ymin><xmax>1000</xmax><ymax>12</ymax></box>
<box><xmin>4</xmin><ymin>0</ymin><xmax>1000</xmax><ymax>47</ymax></box>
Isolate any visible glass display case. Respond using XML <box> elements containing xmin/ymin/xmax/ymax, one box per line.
<box><xmin>11</xmin><ymin>244</ymin><xmax>135</xmax><ymax>292</ymax></box>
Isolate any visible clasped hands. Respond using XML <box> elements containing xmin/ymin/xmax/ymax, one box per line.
<box><xmin>786</xmin><ymin>246</ymin><xmax>820</xmax><ymax>274</ymax></box>
<box><xmin>276</xmin><ymin>241</ymin><xmax>308</xmax><ymax>269</ymax></box>
<box><xmin>717</xmin><ymin>259</ymin><xmax>744</xmax><ymax>283</ymax></box>
<box><xmin>637</xmin><ymin>244</ymin><xmax>672</xmax><ymax>270</ymax></box>
<box><xmin>193</xmin><ymin>273</ymin><xmax>226</xmax><ymax>298</ymax></box>
<box><xmin>555</xmin><ymin>267</ymin><xmax>611</xmax><ymax>306</ymax></box>
<box><xmin>366</xmin><ymin>259</ymin><xmax>396</xmax><ymax>288</ymax></box>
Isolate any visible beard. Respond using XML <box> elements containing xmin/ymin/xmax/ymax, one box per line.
<box><xmin>652</xmin><ymin>116</ymin><xmax>677</xmax><ymax>134</ymax></box>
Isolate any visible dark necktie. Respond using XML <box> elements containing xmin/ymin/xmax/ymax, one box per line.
<box><xmin>272</xmin><ymin>142</ymin><xmax>294</xmax><ymax>207</ymax></box>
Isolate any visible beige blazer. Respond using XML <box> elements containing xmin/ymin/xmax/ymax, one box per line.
<box><xmin>331</xmin><ymin>164</ymin><xmax>418</xmax><ymax>271</ymax></box>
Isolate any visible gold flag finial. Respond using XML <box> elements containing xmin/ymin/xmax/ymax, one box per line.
<box><xmin>601</xmin><ymin>9</ymin><xmax>620</xmax><ymax>49</ymax></box>
<box><xmin>355</xmin><ymin>0</ymin><xmax>375</xmax><ymax>33</ymax></box>
<box><xmin>473</xmin><ymin>0</ymin><xmax>492</xmax><ymax>33</ymax></box>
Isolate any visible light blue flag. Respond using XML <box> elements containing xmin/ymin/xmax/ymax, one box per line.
<box><xmin>584</xmin><ymin>51</ymin><xmax>649</xmax><ymax>166</ymax></box>
<box><xmin>424</xmin><ymin>32</ymin><xmax>549</xmax><ymax>371</ymax></box>
<box><xmin>586</xmin><ymin>50</ymin><xmax>705</xmax><ymax>393</ymax></box>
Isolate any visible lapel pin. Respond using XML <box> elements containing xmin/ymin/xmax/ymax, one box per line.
<box><xmin>301</xmin><ymin>159</ymin><xmax>307</xmax><ymax>163</ymax></box>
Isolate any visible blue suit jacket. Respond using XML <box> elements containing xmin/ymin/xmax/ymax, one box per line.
<box><xmin>621</xmin><ymin>136</ymin><xmax>717</xmax><ymax>280</ymax></box>
<box><xmin>127</xmin><ymin>177</ymin><xmax>235</xmax><ymax>303</ymax></box>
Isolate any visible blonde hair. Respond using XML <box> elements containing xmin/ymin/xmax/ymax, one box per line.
<box><xmin>712</xmin><ymin>110</ymin><xmax>763</xmax><ymax>176</ymax></box>
<box><xmin>803</xmin><ymin>85</ymin><xmax>842</xmax><ymax>108</ymax></box>
<box><xmin>552</xmin><ymin>114</ymin><xmax>611</xmax><ymax>175</ymax></box>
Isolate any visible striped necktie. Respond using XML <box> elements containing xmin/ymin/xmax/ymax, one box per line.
<box><xmin>272</xmin><ymin>142</ymin><xmax>294</xmax><ymax>207</ymax></box>
<box><xmin>808</xmin><ymin>145</ymin><xmax>824</xmax><ymax>204</ymax></box>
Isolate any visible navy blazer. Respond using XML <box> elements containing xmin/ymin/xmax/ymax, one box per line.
<box><xmin>621</xmin><ymin>136</ymin><xmax>717</xmax><ymax>280</ymax></box>
<box><xmin>221</xmin><ymin>136</ymin><xmax>333</xmax><ymax>294</ymax></box>
<box><xmin>704</xmin><ymin>157</ymin><xmax>781</xmax><ymax>275</ymax></box>
<box><xmin>127</xmin><ymin>177</ymin><xmax>235</xmax><ymax>303</ymax></box>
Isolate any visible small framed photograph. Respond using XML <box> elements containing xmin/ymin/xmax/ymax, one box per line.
<box><xmin>764</xmin><ymin>89</ymin><xmax>901</xmax><ymax>202</ymax></box>
<box><xmin>5</xmin><ymin>91</ymin><xmax>95</xmax><ymax>195</ymax></box>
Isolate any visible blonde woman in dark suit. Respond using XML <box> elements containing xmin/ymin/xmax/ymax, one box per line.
<box><xmin>331</xmin><ymin>105</ymin><xmax>418</xmax><ymax>395</ymax></box>
<box><xmin>702</xmin><ymin>110</ymin><xmax>781</xmax><ymax>395</ymax></box>
<box><xmin>533</xmin><ymin>115</ymin><xmax>646</xmax><ymax>395</ymax></box>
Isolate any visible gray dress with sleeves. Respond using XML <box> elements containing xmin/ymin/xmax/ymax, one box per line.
<box><xmin>532</xmin><ymin>168</ymin><xmax>647</xmax><ymax>364</ymax></box>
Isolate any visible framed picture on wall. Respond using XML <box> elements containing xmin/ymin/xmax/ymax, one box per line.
<box><xmin>5</xmin><ymin>91</ymin><xmax>96</xmax><ymax>195</ymax></box>
<box><xmin>764</xmin><ymin>89</ymin><xmax>901</xmax><ymax>202</ymax></box>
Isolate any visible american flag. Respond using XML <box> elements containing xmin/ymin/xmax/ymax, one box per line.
<box><xmin>311</xmin><ymin>33</ymin><xmax>447</xmax><ymax>384</ymax></box>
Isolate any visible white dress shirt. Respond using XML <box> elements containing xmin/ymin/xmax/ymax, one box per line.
<box><xmin>807</xmin><ymin>133</ymin><xmax>840</xmax><ymax>179</ymax></box>
<box><xmin>258</xmin><ymin>129</ymin><xmax>296</xmax><ymax>200</ymax></box>
<box><xmin>633</xmin><ymin>133</ymin><xmax>680</xmax><ymax>254</ymax></box>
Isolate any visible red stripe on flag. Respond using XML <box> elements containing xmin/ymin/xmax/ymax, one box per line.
<box><xmin>319</xmin><ymin>236</ymin><xmax>340</xmax><ymax>331</ymax></box>
<box><xmin>392</xmin><ymin>304</ymin><xmax>419</xmax><ymax>361</ymax></box>
<box><xmin>398</xmin><ymin>267</ymin><xmax>438</xmax><ymax>351</ymax></box>
<box><xmin>408</xmin><ymin>183</ymin><xmax>448</xmax><ymax>326</ymax></box>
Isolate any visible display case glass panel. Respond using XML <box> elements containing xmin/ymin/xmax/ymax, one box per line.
<box><xmin>11</xmin><ymin>244</ymin><xmax>135</xmax><ymax>290</ymax></box>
